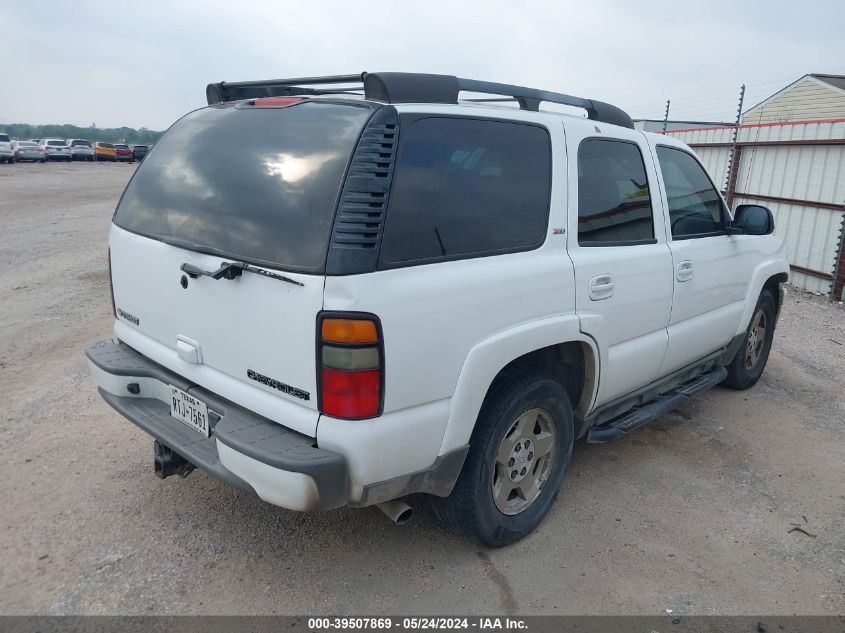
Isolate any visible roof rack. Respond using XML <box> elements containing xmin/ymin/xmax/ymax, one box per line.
<box><xmin>205</xmin><ymin>72</ymin><xmax>634</xmax><ymax>129</ymax></box>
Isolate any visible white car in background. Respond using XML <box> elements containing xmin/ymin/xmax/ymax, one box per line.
<box><xmin>0</xmin><ymin>133</ymin><xmax>13</xmax><ymax>163</ymax></box>
<box><xmin>40</xmin><ymin>139</ymin><xmax>72</xmax><ymax>162</ymax></box>
<box><xmin>67</xmin><ymin>139</ymin><xmax>95</xmax><ymax>161</ymax></box>
<box><xmin>12</xmin><ymin>141</ymin><xmax>45</xmax><ymax>163</ymax></box>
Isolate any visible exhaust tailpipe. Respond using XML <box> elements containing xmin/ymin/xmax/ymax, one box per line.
<box><xmin>376</xmin><ymin>500</ymin><xmax>414</xmax><ymax>525</ymax></box>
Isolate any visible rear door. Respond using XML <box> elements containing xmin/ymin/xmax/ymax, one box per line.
<box><xmin>110</xmin><ymin>100</ymin><xmax>374</xmax><ymax>437</ymax></box>
<box><xmin>565</xmin><ymin>125</ymin><xmax>674</xmax><ymax>406</ymax></box>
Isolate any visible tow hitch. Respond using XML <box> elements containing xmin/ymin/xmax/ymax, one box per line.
<box><xmin>153</xmin><ymin>440</ymin><xmax>196</xmax><ymax>479</ymax></box>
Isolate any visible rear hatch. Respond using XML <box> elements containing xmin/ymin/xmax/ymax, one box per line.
<box><xmin>109</xmin><ymin>99</ymin><xmax>374</xmax><ymax>436</ymax></box>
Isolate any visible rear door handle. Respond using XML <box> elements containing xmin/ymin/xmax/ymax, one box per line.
<box><xmin>676</xmin><ymin>260</ymin><xmax>694</xmax><ymax>282</ymax></box>
<box><xmin>588</xmin><ymin>274</ymin><xmax>615</xmax><ymax>300</ymax></box>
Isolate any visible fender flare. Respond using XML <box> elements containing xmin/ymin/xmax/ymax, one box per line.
<box><xmin>735</xmin><ymin>259</ymin><xmax>790</xmax><ymax>336</ymax></box>
<box><xmin>438</xmin><ymin>314</ymin><xmax>599</xmax><ymax>454</ymax></box>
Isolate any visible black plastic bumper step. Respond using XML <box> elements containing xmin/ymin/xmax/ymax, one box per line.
<box><xmin>586</xmin><ymin>366</ymin><xmax>727</xmax><ymax>443</ymax></box>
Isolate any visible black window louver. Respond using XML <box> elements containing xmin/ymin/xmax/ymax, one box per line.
<box><xmin>326</xmin><ymin>106</ymin><xmax>399</xmax><ymax>275</ymax></box>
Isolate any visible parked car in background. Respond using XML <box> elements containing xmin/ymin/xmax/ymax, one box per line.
<box><xmin>130</xmin><ymin>144</ymin><xmax>149</xmax><ymax>162</ymax></box>
<box><xmin>94</xmin><ymin>142</ymin><xmax>117</xmax><ymax>162</ymax></box>
<box><xmin>0</xmin><ymin>133</ymin><xmax>12</xmax><ymax>163</ymax></box>
<box><xmin>12</xmin><ymin>141</ymin><xmax>45</xmax><ymax>163</ymax></box>
<box><xmin>114</xmin><ymin>143</ymin><xmax>132</xmax><ymax>162</ymax></box>
<box><xmin>40</xmin><ymin>139</ymin><xmax>72</xmax><ymax>162</ymax></box>
<box><xmin>67</xmin><ymin>139</ymin><xmax>94</xmax><ymax>161</ymax></box>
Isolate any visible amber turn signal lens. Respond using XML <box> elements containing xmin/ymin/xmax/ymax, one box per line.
<box><xmin>321</xmin><ymin>318</ymin><xmax>378</xmax><ymax>344</ymax></box>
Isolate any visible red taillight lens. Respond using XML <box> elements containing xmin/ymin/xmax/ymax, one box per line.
<box><xmin>252</xmin><ymin>97</ymin><xmax>306</xmax><ymax>107</ymax></box>
<box><xmin>318</xmin><ymin>314</ymin><xmax>383</xmax><ymax>420</ymax></box>
<box><xmin>320</xmin><ymin>368</ymin><xmax>380</xmax><ymax>419</ymax></box>
<box><xmin>108</xmin><ymin>248</ymin><xmax>116</xmax><ymax>317</ymax></box>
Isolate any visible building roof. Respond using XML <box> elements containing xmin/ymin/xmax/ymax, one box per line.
<box><xmin>744</xmin><ymin>73</ymin><xmax>845</xmax><ymax>115</ymax></box>
<box><xmin>811</xmin><ymin>74</ymin><xmax>845</xmax><ymax>91</ymax></box>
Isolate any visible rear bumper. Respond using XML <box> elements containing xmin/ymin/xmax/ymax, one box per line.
<box><xmin>86</xmin><ymin>339</ymin><xmax>349</xmax><ymax>511</ymax></box>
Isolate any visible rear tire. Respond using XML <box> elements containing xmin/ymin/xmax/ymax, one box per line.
<box><xmin>431</xmin><ymin>367</ymin><xmax>574</xmax><ymax>547</ymax></box>
<box><xmin>723</xmin><ymin>289</ymin><xmax>775</xmax><ymax>389</ymax></box>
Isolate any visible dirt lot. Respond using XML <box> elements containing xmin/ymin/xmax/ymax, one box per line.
<box><xmin>0</xmin><ymin>162</ymin><xmax>843</xmax><ymax>615</ymax></box>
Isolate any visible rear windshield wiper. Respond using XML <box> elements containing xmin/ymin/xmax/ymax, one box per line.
<box><xmin>180</xmin><ymin>261</ymin><xmax>303</xmax><ymax>287</ymax></box>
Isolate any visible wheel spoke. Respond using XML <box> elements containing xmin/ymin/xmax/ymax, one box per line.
<box><xmin>518</xmin><ymin>475</ymin><xmax>541</xmax><ymax>504</ymax></box>
<box><xmin>515</xmin><ymin>409</ymin><xmax>538</xmax><ymax>438</ymax></box>
<box><xmin>496</xmin><ymin>434</ymin><xmax>517</xmax><ymax>466</ymax></box>
<box><xmin>532</xmin><ymin>431</ymin><xmax>554</xmax><ymax>459</ymax></box>
<box><xmin>493</xmin><ymin>476</ymin><xmax>517</xmax><ymax>507</ymax></box>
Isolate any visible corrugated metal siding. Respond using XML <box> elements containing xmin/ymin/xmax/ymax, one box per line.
<box><xmin>744</xmin><ymin>78</ymin><xmax>845</xmax><ymax>123</ymax></box>
<box><xmin>694</xmin><ymin>146</ymin><xmax>732</xmax><ymax>188</ymax></box>
<box><xmin>736</xmin><ymin>145</ymin><xmax>845</xmax><ymax>203</ymax></box>
<box><xmin>788</xmin><ymin>270</ymin><xmax>831</xmax><ymax>294</ymax></box>
<box><xmin>734</xmin><ymin>195</ymin><xmax>843</xmax><ymax>284</ymax></box>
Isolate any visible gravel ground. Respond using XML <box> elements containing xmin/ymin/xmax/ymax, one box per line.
<box><xmin>0</xmin><ymin>162</ymin><xmax>843</xmax><ymax>615</ymax></box>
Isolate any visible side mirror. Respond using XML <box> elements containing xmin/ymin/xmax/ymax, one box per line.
<box><xmin>734</xmin><ymin>204</ymin><xmax>774</xmax><ymax>235</ymax></box>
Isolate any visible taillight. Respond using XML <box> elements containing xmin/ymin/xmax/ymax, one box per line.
<box><xmin>252</xmin><ymin>97</ymin><xmax>306</xmax><ymax>107</ymax></box>
<box><xmin>108</xmin><ymin>248</ymin><xmax>116</xmax><ymax>318</ymax></box>
<box><xmin>318</xmin><ymin>314</ymin><xmax>383</xmax><ymax>419</ymax></box>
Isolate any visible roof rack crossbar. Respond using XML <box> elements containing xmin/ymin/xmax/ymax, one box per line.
<box><xmin>205</xmin><ymin>72</ymin><xmax>634</xmax><ymax>129</ymax></box>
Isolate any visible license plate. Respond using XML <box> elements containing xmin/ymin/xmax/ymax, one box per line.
<box><xmin>169</xmin><ymin>386</ymin><xmax>210</xmax><ymax>437</ymax></box>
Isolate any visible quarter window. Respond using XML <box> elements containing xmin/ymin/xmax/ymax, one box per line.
<box><xmin>577</xmin><ymin>139</ymin><xmax>654</xmax><ymax>245</ymax></box>
<box><xmin>656</xmin><ymin>146</ymin><xmax>726</xmax><ymax>238</ymax></box>
<box><xmin>378</xmin><ymin>117</ymin><xmax>551</xmax><ymax>267</ymax></box>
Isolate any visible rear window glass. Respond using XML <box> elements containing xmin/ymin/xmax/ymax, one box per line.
<box><xmin>18</xmin><ymin>141</ymin><xmax>36</xmax><ymax>147</ymax></box>
<box><xmin>99</xmin><ymin>143</ymin><xmax>114</xmax><ymax>149</ymax></box>
<box><xmin>114</xmin><ymin>101</ymin><xmax>372</xmax><ymax>273</ymax></box>
<box><xmin>47</xmin><ymin>140</ymin><xmax>65</xmax><ymax>146</ymax></box>
<box><xmin>378</xmin><ymin>117</ymin><xmax>551</xmax><ymax>267</ymax></box>
<box><xmin>0</xmin><ymin>134</ymin><xmax>9</xmax><ymax>142</ymax></box>
<box><xmin>133</xmin><ymin>145</ymin><xmax>148</xmax><ymax>150</ymax></box>
<box><xmin>71</xmin><ymin>140</ymin><xmax>91</xmax><ymax>146</ymax></box>
<box><xmin>114</xmin><ymin>144</ymin><xmax>129</xmax><ymax>149</ymax></box>
<box><xmin>577</xmin><ymin>139</ymin><xmax>654</xmax><ymax>245</ymax></box>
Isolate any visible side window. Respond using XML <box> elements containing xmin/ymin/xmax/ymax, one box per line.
<box><xmin>656</xmin><ymin>146</ymin><xmax>726</xmax><ymax>238</ymax></box>
<box><xmin>577</xmin><ymin>138</ymin><xmax>654</xmax><ymax>245</ymax></box>
<box><xmin>378</xmin><ymin>117</ymin><xmax>551</xmax><ymax>267</ymax></box>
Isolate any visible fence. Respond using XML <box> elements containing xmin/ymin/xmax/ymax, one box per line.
<box><xmin>660</xmin><ymin>117</ymin><xmax>845</xmax><ymax>300</ymax></box>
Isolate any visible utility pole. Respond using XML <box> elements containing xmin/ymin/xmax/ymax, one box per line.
<box><xmin>662</xmin><ymin>99</ymin><xmax>670</xmax><ymax>132</ymax></box>
<box><xmin>725</xmin><ymin>84</ymin><xmax>745</xmax><ymax>207</ymax></box>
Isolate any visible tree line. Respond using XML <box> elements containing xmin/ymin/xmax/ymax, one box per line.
<box><xmin>0</xmin><ymin>123</ymin><xmax>163</xmax><ymax>144</ymax></box>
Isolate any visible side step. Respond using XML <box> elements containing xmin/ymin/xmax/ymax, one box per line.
<box><xmin>586</xmin><ymin>366</ymin><xmax>727</xmax><ymax>443</ymax></box>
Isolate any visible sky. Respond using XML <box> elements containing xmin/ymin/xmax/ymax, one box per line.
<box><xmin>2</xmin><ymin>0</ymin><xmax>844</xmax><ymax>131</ymax></box>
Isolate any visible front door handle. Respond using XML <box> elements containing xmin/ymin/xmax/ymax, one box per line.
<box><xmin>676</xmin><ymin>260</ymin><xmax>694</xmax><ymax>282</ymax></box>
<box><xmin>589</xmin><ymin>274</ymin><xmax>615</xmax><ymax>301</ymax></box>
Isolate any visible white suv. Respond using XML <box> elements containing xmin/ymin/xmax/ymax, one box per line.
<box><xmin>86</xmin><ymin>72</ymin><xmax>789</xmax><ymax>546</ymax></box>
<box><xmin>0</xmin><ymin>133</ymin><xmax>12</xmax><ymax>163</ymax></box>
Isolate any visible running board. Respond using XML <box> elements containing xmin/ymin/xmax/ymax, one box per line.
<box><xmin>586</xmin><ymin>366</ymin><xmax>727</xmax><ymax>443</ymax></box>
